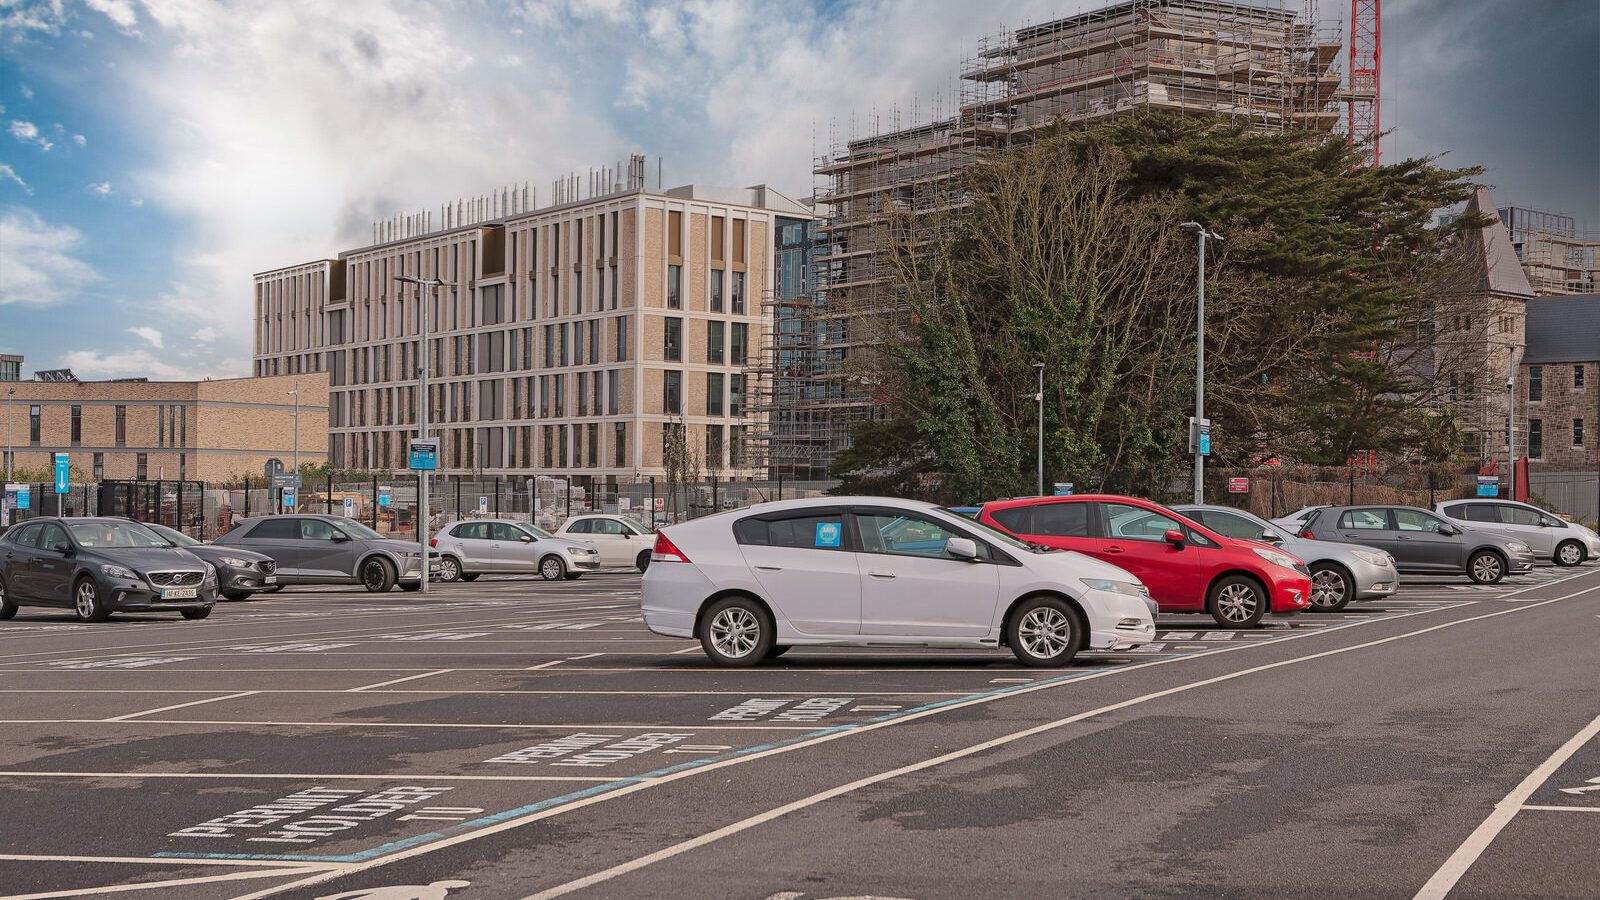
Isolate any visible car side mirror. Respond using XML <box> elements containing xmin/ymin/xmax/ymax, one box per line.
<box><xmin>945</xmin><ymin>537</ymin><xmax>979</xmax><ymax>561</ymax></box>
<box><xmin>520</xmin><ymin>534</ymin><xmax>534</xmax><ymax>543</ymax></box>
<box><xmin>1164</xmin><ymin>529</ymin><xmax>1186</xmax><ymax>548</ymax></box>
<box><xmin>331</xmin><ymin>532</ymin><xmax>351</xmax><ymax>543</ymax></box>
<box><xmin>53</xmin><ymin>541</ymin><xmax>74</xmax><ymax>555</ymax></box>
<box><xmin>1439</xmin><ymin>525</ymin><xmax>1459</xmax><ymax>536</ymax></box>
<box><xmin>1261</xmin><ymin>529</ymin><xmax>1284</xmax><ymax>545</ymax></box>
<box><xmin>622</xmin><ymin>531</ymin><xmax>632</xmax><ymax>539</ymax></box>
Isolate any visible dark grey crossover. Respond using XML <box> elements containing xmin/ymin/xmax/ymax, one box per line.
<box><xmin>1296</xmin><ymin>505</ymin><xmax>1536</xmax><ymax>584</ymax></box>
<box><xmin>214</xmin><ymin>515</ymin><xmax>437</xmax><ymax>592</ymax></box>
<box><xmin>0</xmin><ymin>517</ymin><xmax>217</xmax><ymax>622</ymax></box>
<box><xmin>142</xmin><ymin>522</ymin><xmax>279</xmax><ymax>601</ymax></box>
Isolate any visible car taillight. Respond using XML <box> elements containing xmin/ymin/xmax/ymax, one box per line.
<box><xmin>429</xmin><ymin>538</ymin><xmax>438</xmax><ymax>548</ymax></box>
<box><xmin>1299</xmin><ymin>530</ymin><xmax>1313</xmax><ymax>540</ymax></box>
<box><xmin>652</xmin><ymin>532</ymin><xmax>690</xmax><ymax>563</ymax></box>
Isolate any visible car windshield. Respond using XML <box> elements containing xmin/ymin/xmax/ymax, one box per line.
<box><xmin>938</xmin><ymin>508</ymin><xmax>1037</xmax><ymax>552</ymax></box>
<box><xmin>67</xmin><ymin>520</ymin><xmax>172</xmax><ymax>549</ymax></box>
<box><xmin>334</xmin><ymin>518</ymin><xmax>384</xmax><ymax>540</ymax></box>
<box><xmin>518</xmin><ymin>523</ymin><xmax>554</xmax><ymax>540</ymax></box>
<box><xmin>145</xmin><ymin>523</ymin><xmax>200</xmax><ymax>547</ymax></box>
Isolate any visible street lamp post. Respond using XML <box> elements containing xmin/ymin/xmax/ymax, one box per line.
<box><xmin>1032</xmin><ymin>362</ymin><xmax>1044</xmax><ymax>496</ymax></box>
<box><xmin>4</xmin><ymin>387</ymin><xmax>14</xmax><ymax>484</ymax></box>
<box><xmin>396</xmin><ymin>274</ymin><xmax>453</xmax><ymax>594</ymax></box>
<box><xmin>1507</xmin><ymin>343</ymin><xmax>1520</xmax><ymax>500</ymax></box>
<box><xmin>287</xmin><ymin>384</ymin><xmax>300</xmax><ymax>507</ymax></box>
<box><xmin>1180</xmin><ymin>222</ymin><xmax>1222</xmax><ymax>504</ymax></box>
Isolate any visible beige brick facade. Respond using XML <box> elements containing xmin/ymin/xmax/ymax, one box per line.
<box><xmin>254</xmin><ymin>185</ymin><xmax>795</xmax><ymax>494</ymax></box>
<box><xmin>2</xmin><ymin>373</ymin><xmax>327</xmax><ymax>483</ymax></box>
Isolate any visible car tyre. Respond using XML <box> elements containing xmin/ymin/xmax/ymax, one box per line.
<box><xmin>436</xmin><ymin>556</ymin><xmax>463</xmax><ymax>582</ymax></box>
<box><xmin>539</xmin><ymin>556</ymin><xmax>566</xmax><ymax>581</ymax></box>
<box><xmin>563</xmin><ymin>572</ymin><xmax>583</xmax><ymax>580</ymax></box>
<box><xmin>1467</xmin><ymin>550</ymin><xmax>1506</xmax><ymax>585</ymax></box>
<box><xmin>1554</xmin><ymin>540</ymin><xmax>1585</xmax><ymax>568</ymax></box>
<box><xmin>361</xmin><ymin>557</ymin><xmax>397</xmax><ymax>593</ymax></box>
<box><xmin>74</xmin><ymin>577</ymin><xmax>111</xmax><ymax>623</ymax></box>
<box><xmin>1307</xmin><ymin>563</ymin><xmax>1353</xmax><ymax>612</ymax></box>
<box><xmin>1006</xmin><ymin>596</ymin><xmax>1081</xmax><ymax>667</ymax></box>
<box><xmin>1207</xmin><ymin>575</ymin><xmax>1266</xmax><ymax>629</ymax></box>
<box><xmin>0</xmin><ymin>576</ymin><xmax>17</xmax><ymax>619</ymax></box>
<box><xmin>399</xmin><ymin>582</ymin><xmax>422</xmax><ymax>592</ymax></box>
<box><xmin>460</xmin><ymin>573</ymin><xmax>480</xmax><ymax>583</ymax></box>
<box><xmin>181</xmin><ymin>607</ymin><xmax>212</xmax><ymax>620</ymax></box>
<box><xmin>765</xmin><ymin>644</ymin><xmax>791</xmax><ymax>659</ymax></box>
<box><xmin>699</xmin><ymin>596</ymin><xmax>773</xmax><ymax>668</ymax></box>
<box><xmin>220</xmin><ymin>589</ymin><xmax>252</xmax><ymax>602</ymax></box>
<box><xmin>636</xmin><ymin>550</ymin><xmax>651</xmax><ymax>573</ymax></box>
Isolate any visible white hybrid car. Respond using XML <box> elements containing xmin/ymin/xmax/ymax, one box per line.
<box><xmin>641</xmin><ymin>497</ymin><xmax>1158</xmax><ymax>667</ymax></box>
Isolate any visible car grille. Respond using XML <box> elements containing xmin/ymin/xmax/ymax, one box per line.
<box><xmin>258</xmin><ymin>560</ymin><xmax>277</xmax><ymax>575</ymax></box>
<box><xmin>148</xmin><ymin>570</ymin><xmax>205</xmax><ymax>587</ymax></box>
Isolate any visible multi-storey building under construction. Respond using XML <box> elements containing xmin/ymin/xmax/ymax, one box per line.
<box><xmin>767</xmin><ymin>0</ymin><xmax>1350</xmax><ymax>477</ymax></box>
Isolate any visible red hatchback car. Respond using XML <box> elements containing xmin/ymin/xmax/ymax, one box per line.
<box><xmin>978</xmin><ymin>494</ymin><xmax>1312</xmax><ymax>628</ymax></box>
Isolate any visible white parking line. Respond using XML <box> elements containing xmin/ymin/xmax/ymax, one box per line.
<box><xmin>0</xmin><ymin>771</ymin><xmax>619</xmax><ymax>783</ymax></box>
<box><xmin>345</xmin><ymin>669</ymin><xmax>455</xmax><ymax>692</ymax></box>
<box><xmin>525</xmin><ymin>652</ymin><xmax>605</xmax><ymax>671</ymax></box>
<box><xmin>101</xmin><ymin>691</ymin><xmax>260</xmax><ymax>722</ymax></box>
<box><xmin>0</xmin><ymin>865</ymin><xmax>331</xmax><ymax>899</ymax></box>
<box><xmin>1413</xmin><ymin>709</ymin><xmax>1600</xmax><ymax>899</ymax></box>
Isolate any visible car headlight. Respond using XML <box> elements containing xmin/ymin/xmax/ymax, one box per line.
<box><xmin>1506</xmin><ymin>542</ymin><xmax>1531</xmax><ymax>553</ymax></box>
<box><xmin>217</xmin><ymin>556</ymin><xmax>251</xmax><ymax>568</ymax></box>
<box><xmin>1351</xmin><ymin>550</ymin><xmax>1390</xmax><ymax>567</ymax></box>
<box><xmin>203</xmin><ymin>563</ymin><xmax>217</xmax><ymax>582</ymax></box>
<box><xmin>1252</xmin><ymin>546</ymin><xmax>1302</xmax><ymax>569</ymax></box>
<box><xmin>564</xmin><ymin>546</ymin><xmax>594</xmax><ymax>555</ymax></box>
<box><xmin>101</xmin><ymin>563</ymin><xmax>137</xmax><ymax>580</ymax></box>
<box><xmin>1081</xmin><ymin>577</ymin><xmax>1149</xmax><ymax>598</ymax></box>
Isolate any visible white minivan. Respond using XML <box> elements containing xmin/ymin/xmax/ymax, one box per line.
<box><xmin>1435</xmin><ymin>500</ymin><xmax>1600</xmax><ymax>567</ymax></box>
<box><xmin>641</xmin><ymin>497</ymin><xmax>1157</xmax><ymax>667</ymax></box>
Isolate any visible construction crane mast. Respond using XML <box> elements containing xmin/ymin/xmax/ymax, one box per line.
<box><xmin>1348</xmin><ymin>0</ymin><xmax>1381</xmax><ymax>165</ymax></box>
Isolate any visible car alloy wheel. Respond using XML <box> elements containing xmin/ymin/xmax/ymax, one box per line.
<box><xmin>540</xmin><ymin>556</ymin><xmax>565</xmax><ymax>580</ymax></box>
<box><xmin>708</xmin><ymin>607</ymin><xmax>761</xmax><ymax>660</ymax></box>
<box><xmin>1018</xmin><ymin>607</ymin><xmax>1073</xmax><ymax>659</ymax></box>
<box><xmin>1555</xmin><ymin>541</ymin><xmax>1583</xmax><ymax>567</ymax></box>
<box><xmin>1468</xmin><ymin>551</ymin><xmax>1503</xmax><ymax>584</ymax></box>
<box><xmin>74</xmin><ymin>579</ymin><xmax>109</xmax><ymax>622</ymax></box>
<box><xmin>437</xmin><ymin>556</ymin><xmax>462</xmax><ymax>582</ymax></box>
<box><xmin>362</xmin><ymin>558</ymin><xmax>396</xmax><ymax>593</ymax></box>
<box><xmin>1308</xmin><ymin>565</ymin><xmax>1351</xmax><ymax>612</ymax></box>
<box><xmin>1210</xmin><ymin>578</ymin><xmax>1263</xmax><ymax>628</ymax></box>
<box><xmin>0</xmin><ymin>577</ymin><xmax>16</xmax><ymax>620</ymax></box>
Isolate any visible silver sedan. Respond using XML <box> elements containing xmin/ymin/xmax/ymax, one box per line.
<box><xmin>431</xmin><ymin>519</ymin><xmax>601</xmax><ymax>582</ymax></box>
<box><xmin>1175</xmin><ymin>504</ymin><xmax>1399</xmax><ymax>613</ymax></box>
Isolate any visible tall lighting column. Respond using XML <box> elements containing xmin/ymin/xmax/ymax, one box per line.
<box><xmin>1180</xmin><ymin>222</ymin><xmax>1222</xmax><ymax>504</ymax></box>
<box><xmin>395</xmin><ymin>274</ymin><xmax>453</xmax><ymax>594</ymax></box>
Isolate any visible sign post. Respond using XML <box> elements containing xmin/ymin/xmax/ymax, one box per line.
<box><xmin>1227</xmin><ymin>477</ymin><xmax>1250</xmax><ymax>494</ymax></box>
<box><xmin>377</xmin><ymin>486</ymin><xmax>392</xmax><ymax>507</ymax></box>
<box><xmin>281</xmin><ymin>486</ymin><xmax>297</xmax><ymax>512</ymax></box>
<box><xmin>343</xmin><ymin>497</ymin><xmax>355</xmax><ymax>518</ymax></box>
<box><xmin>409</xmin><ymin>437</ymin><xmax>441</xmax><ymax>594</ymax></box>
<box><xmin>1476</xmin><ymin>475</ymin><xmax>1500</xmax><ymax>498</ymax></box>
<box><xmin>1052</xmin><ymin>482</ymin><xmax>1074</xmax><ymax>496</ymax></box>
<box><xmin>477</xmin><ymin>496</ymin><xmax>489</xmax><ymax>517</ymax></box>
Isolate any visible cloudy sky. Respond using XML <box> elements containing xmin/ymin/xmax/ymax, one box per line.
<box><xmin>1</xmin><ymin>0</ymin><xmax>1596</xmax><ymax>381</ymax></box>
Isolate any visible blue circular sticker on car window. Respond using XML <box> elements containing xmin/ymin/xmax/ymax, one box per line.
<box><xmin>815</xmin><ymin>522</ymin><xmax>842</xmax><ymax>548</ymax></box>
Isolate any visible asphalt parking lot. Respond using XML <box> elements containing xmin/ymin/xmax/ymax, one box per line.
<box><xmin>0</xmin><ymin>564</ymin><xmax>1596</xmax><ymax>900</ymax></box>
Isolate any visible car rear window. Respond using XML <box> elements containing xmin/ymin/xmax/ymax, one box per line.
<box><xmin>1032</xmin><ymin>502</ymin><xmax>1090</xmax><ymax>537</ymax></box>
<box><xmin>987</xmin><ymin>506</ymin><xmax>1031</xmax><ymax>533</ymax></box>
<box><xmin>734</xmin><ymin>514</ymin><xmax>847</xmax><ymax>550</ymax></box>
<box><xmin>564</xmin><ymin>519</ymin><xmax>591</xmax><ymax>534</ymax></box>
<box><xmin>249</xmin><ymin>518</ymin><xmax>299</xmax><ymax>540</ymax></box>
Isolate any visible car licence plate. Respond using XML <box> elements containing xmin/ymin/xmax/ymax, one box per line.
<box><xmin>161</xmin><ymin>587</ymin><xmax>198</xmax><ymax>600</ymax></box>
<box><xmin>263</xmin><ymin>575</ymin><xmax>276</xmax><ymax>584</ymax></box>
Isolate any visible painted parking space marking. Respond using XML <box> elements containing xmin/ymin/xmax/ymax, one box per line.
<box><xmin>169</xmin><ymin>786</ymin><xmax>457</xmax><ymax>846</ymax></box>
<box><xmin>485</xmin><ymin>732</ymin><xmax>693</xmax><ymax>768</ymax></box>
<box><xmin>709</xmin><ymin>697</ymin><xmax>855</xmax><ymax>723</ymax></box>
<box><xmin>51</xmin><ymin>656</ymin><xmax>195</xmax><ymax>669</ymax></box>
<box><xmin>232</xmin><ymin>643</ymin><xmax>360</xmax><ymax>653</ymax></box>
<box><xmin>367</xmin><ymin>633</ymin><xmax>494</xmax><ymax>642</ymax></box>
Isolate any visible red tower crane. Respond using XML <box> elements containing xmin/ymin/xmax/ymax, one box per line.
<box><xmin>1348</xmin><ymin>0</ymin><xmax>1381</xmax><ymax>165</ymax></box>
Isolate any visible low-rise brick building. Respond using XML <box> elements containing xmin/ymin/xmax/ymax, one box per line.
<box><xmin>3</xmin><ymin>372</ymin><xmax>326</xmax><ymax>483</ymax></box>
<box><xmin>1521</xmin><ymin>295</ymin><xmax>1600</xmax><ymax>473</ymax></box>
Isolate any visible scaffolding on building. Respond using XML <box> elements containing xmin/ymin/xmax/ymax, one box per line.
<box><xmin>753</xmin><ymin>0</ymin><xmax>1349</xmax><ymax>479</ymax></box>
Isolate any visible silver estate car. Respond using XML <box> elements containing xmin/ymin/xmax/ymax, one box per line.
<box><xmin>431</xmin><ymin>519</ymin><xmax>601</xmax><ymax>582</ymax></box>
<box><xmin>1295</xmin><ymin>505</ymin><xmax>1535</xmax><ymax>584</ymax></box>
<box><xmin>1175</xmin><ymin>504</ymin><xmax>1399</xmax><ymax>612</ymax></box>
<box><xmin>1435</xmin><ymin>499</ymin><xmax>1600</xmax><ymax>567</ymax></box>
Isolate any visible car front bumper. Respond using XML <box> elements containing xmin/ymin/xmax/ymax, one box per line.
<box><xmin>1509</xmin><ymin>550</ymin><xmax>1536</xmax><ymax>573</ymax></box>
<box><xmin>216</xmin><ymin>564</ymin><xmax>277</xmax><ymax>594</ymax></box>
<box><xmin>1084</xmin><ymin>589</ymin><xmax>1158</xmax><ymax>650</ymax></box>
<box><xmin>102</xmin><ymin>575</ymin><xmax>216</xmax><ymax>611</ymax></box>
<box><xmin>571</xmin><ymin>555</ymin><xmax>602</xmax><ymax>571</ymax></box>
<box><xmin>1350</xmin><ymin>559</ymin><xmax>1400</xmax><ymax>600</ymax></box>
<box><xmin>1264</xmin><ymin>567</ymin><xmax>1313</xmax><ymax>614</ymax></box>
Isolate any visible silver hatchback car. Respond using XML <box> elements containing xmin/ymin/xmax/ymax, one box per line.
<box><xmin>1175</xmin><ymin>504</ymin><xmax>1399</xmax><ymax>612</ymax></box>
<box><xmin>1435</xmin><ymin>499</ymin><xmax>1600</xmax><ymax>567</ymax></box>
<box><xmin>431</xmin><ymin>519</ymin><xmax>601</xmax><ymax>582</ymax></box>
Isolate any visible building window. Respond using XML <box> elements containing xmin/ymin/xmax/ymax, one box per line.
<box><xmin>615</xmin><ymin>316</ymin><xmax>629</xmax><ymax>362</ymax></box>
<box><xmin>1575</xmin><ymin>418</ymin><xmax>1585</xmax><ymax>449</ymax></box>
<box><xmin>1576</xmin><ymin>365</ymin><xmax>1586</xmax><ymax>390</ymax></box>
<box><xmin>668</xmin><ymin>264</ymin><xmax>682</xmax><ymax>310</ymax></box>
<box><xmin>707</xmin><ymin>372</ymin><xmax>724</xmax><ymax>416</ymax></box>
<box><xmin>1528</xmin><ymin>419</ymin><xmax>1542</xmax><ymax>459</ymax></box>
<box><xmin>664</xmin><ymin>370</ymin><xmax>681</xmax><ymax>414</ymax></box>
<box><xmin>706</xmin><ymin>424</ymin><xmax>723</xmax><ymax>470</ymax></box>
<box><xmin>665</xmin><ymin>317</ymin><xmax>683</xmax><ymax>362</ymax></box>
<box><xmin>1463</xmin><ymin>374</ymin><xmax>1474</xmax><ymax>402</ymax></box>
<box><xmin>576</xmin><ymin>372</ymin><xmax>588</xmax><ymax>416</ymax></box>
<box><xmin>731</xmin><ymin>271</ymin><xmax>745</xmax><ymax>314</ymax></box>
<box><xmin>708</xmin><ymin>321</ymin><xmax>724</xmax><ymax>364</ymax></box>
<box><xmin>587</xmin><ymin>423</ymin><xmax>598</xmax><ymax>468</ymax></box>
<box><xmin>92</xmin><ymin>452</ymin><xmax>103</xmax><ymax>480</ymax></box>
<box><xmin>613</xmin><ymin>421</ymin><xmax>626</xmax><ymax>467</ymax></box>
<box><xmin>135</xmin><ymin>452</ymin><xmax>148</xmax><ymax>481</ymax></box>
<box><xmin>731</xmin><ymin>322</ymin><xmax>748</xmax><ymax>365</ymax></box>
<box><xmin>70</xmin><ymin>405</ymin><xmax>81</xmax><ymax>445</ymax></box>
<box><xmin>730</xmin><ymin>373</ymin><xmax>744</xmax><ymax>417</ymax></box>
<box><xmin>158</xmin><ymin>405</ymin><xmax>166</xmax><ymax>447</ymax></box>
<box><xmin>710</xmin><ymin>270</ymin><xmax>724</xmax><ymax>312</ymax></box>
<box><xmin>1529</xmin><ymin>366</ymin><xmax>1542</xmax><ymax>401</ymax></box>
<box><xmin>29</xmin><ymin>405</ymin><xmax>40</xmax><ymax>445</ymax></box>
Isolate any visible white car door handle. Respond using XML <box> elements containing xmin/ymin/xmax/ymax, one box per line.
<box><xmin>754</xmin><ymin>565</ymin><xmax>782</xmax><ymax>572</ymax></box>
<box><xmin>868</xmin><ymin>570</ymin><xmax>896</xmax><ymax>579</ymax></box>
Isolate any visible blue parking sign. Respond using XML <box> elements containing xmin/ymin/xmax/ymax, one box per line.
<box><xmin>16</xmin><ymin>486</ymin><xmax>30</xmax><ymax>510</ymax></box>
<box><xmin>54</xmin><ymin>453</ymin><xmax>70</xmax><ymax>493</ymax></box>
<box><xmin>815</xmin><ymin>521</ymin><xmax>842</xmax><ymax>548</ymax></box>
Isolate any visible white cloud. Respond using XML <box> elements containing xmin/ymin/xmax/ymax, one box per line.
<box><xmin>0</xmin><ymin>1</ymin><xmax>66</xmax><ymax>37</ymax></box>
<box><xmin>60</xmin><ymin>348</ymin><xmax>192</xmax><ymax>381</ymax></box>
<box><xmin>84</xmin><ymin>0</ymin><xmax>138</xmax><ymax>34</ymax></box>
<box><xmin>126</xmin><ymin>325</ymin><xmax>163</xmax><ymax>348</ymax></box>
<box><xmin>19</xmin><ymin>85</ymin><xmax>33</xmax><ymax>100</ymax></box>
<box><xmin>88</xmin><ymin>179</ymin><xmax>111</xmax><ymax>195</ymax></box>
<box><xmin>128</xmin><ymin>196</ymin><xmax>142</xmax><ymax>207</ymax></box>
<box><xmin>0</xmin><ymin>207</ymin><xmax>97</xmax><ymax>305</ymax></box>
<box><xmin>72</xmin><ymin>133</ymin><xmax>85</xmax><ymax>146</ymax></box>
<box><xmin>8</xmin><ymin>120</ymin><xmax>53</xmax><ymax>151</ymax></box>
<box><xmin>192</xmin><ymin>326</ymin><xmax>219</xmax><ymax>343</ymax></box>
<box><xmin>0</xmin><ymin>163</ymin><xmax>30</xmax><ymax>194</ymax></box>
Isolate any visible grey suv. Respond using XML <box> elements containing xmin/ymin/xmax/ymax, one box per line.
<box><xmin>1296</xmin><ymin>505</ymin><xmax>1535</xmax><ymax>584</ymax></box>
<box><xmin>215</xmin><ymin>515</ymin><xmax>435</xmax><ymax>592</ymax></box>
